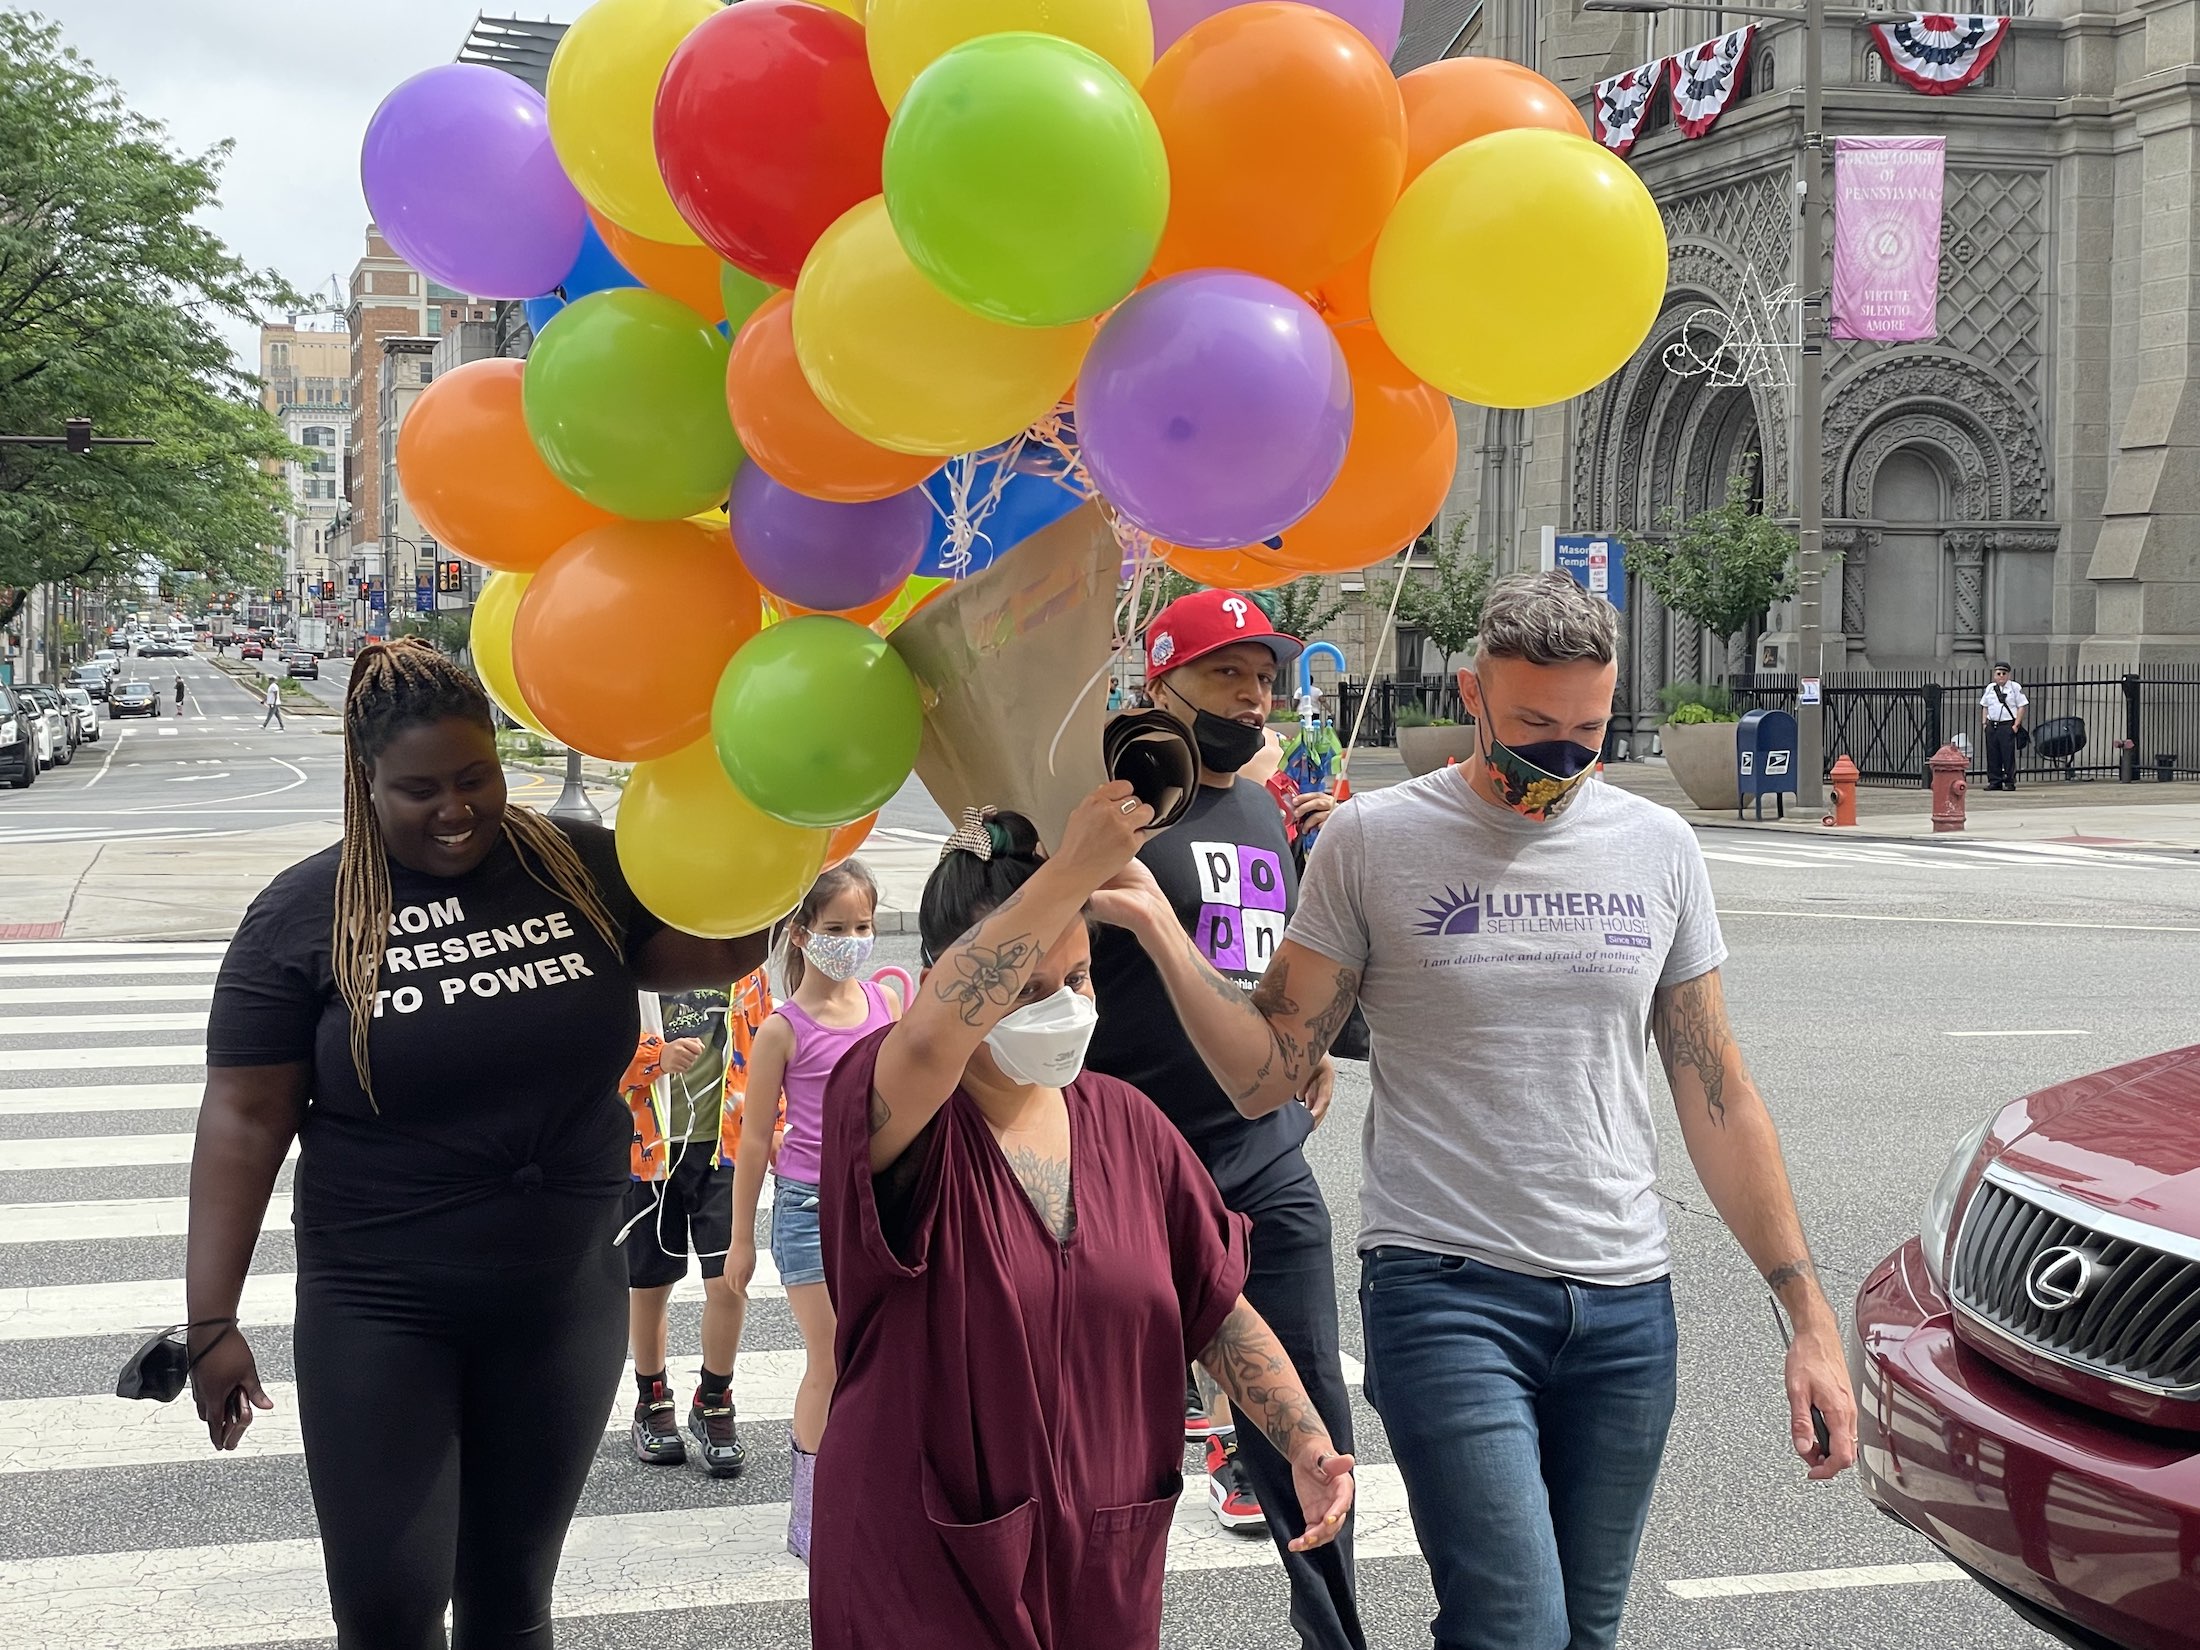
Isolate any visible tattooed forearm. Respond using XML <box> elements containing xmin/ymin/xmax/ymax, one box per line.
<box><xmin>1651</xmin><ymin>971</ymin><xmax>1735</xmax><ymax>1127</ymax></box>
<box><xmin>1198</xmin><ymin>1300</ymin><xmax>1327</xmax><ymax>1465</ymax></box>
<box><xmin>933</xmin><ymin>934</ymin><xmax>1039</xmax><ymax>1026</ymax></box>
<box><xmin>1765</xmin><ymin>1258</ymin><xmax>1816</xmax><ymax>1297</ymax></box>
<box><xmin>1002</xmin><ymin>1147</ymin><xmax>1076</xmax><ymax>1242</ymax></box>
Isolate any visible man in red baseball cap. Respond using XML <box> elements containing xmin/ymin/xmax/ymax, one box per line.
<box><xmin>1086</xmin><ymin>590</ymin><xmax>1363</xmax><ymax>1648</ymax></box>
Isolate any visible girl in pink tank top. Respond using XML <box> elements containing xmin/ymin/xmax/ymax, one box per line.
<box><xmin>729</xmin><ymin>859</ymin><xmax>899</xmax><ymax>1561</ymax></box>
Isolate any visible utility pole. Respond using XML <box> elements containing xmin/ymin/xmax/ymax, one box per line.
<box><xmin>1585</xmin><ymin>0</ymin><xmax>1828</xmax><ymax>805</ymax></box>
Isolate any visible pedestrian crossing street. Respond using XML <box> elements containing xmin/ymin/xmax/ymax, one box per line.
<box><xmin>0</xmin><ymin>939</ymin><xmax>1412</xmax><ymax>1650</ymax></box>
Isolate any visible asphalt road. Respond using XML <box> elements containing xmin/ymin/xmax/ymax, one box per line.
<box><xmin>3</xmin><ymin>675</ymin><xmax>2195</xmax><ymax>1647</ymax></box>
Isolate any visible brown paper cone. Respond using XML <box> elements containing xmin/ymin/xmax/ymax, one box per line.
<box><xmin>888</xmin><ymin>502</ymin><xmax>1119</xmax><ymax>849</ymax></box>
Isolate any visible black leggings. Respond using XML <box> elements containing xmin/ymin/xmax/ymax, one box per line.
<box><xmin>294</xmin><ymin>1225</ymin><xmax>628</xmax><ymax>1649</ymax></box>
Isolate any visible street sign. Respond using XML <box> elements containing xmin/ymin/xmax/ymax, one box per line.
<box><xmin>1540</xmin><ymin>530</ymin><xmax>1627</xmax><ymax>612</ymax></box>
<box><xmin>369</xmin><ymin>588</ymin><xmax>386</xmax><ymax>612</ymax></box>
<box><xmin>415</xmin><ymin>586</ymin><xmax>434</xmax><ymax>613</ymax></box>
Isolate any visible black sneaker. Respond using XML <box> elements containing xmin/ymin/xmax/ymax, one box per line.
<box><xmin>689</xmin><ymin>1393</ymin><xmax>746</xmax><ymax>1477</ymax></box>
<box><xmin>631</xmin><ymin>1377</ymin><xmax>685</xmax><ymax>1466</ymax></box>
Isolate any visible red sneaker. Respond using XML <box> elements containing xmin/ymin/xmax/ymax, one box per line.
<box><xmin>1203</xmin><ymin>1432</ymin><xmax>1265</xmax><ymax>1531</ymax></box>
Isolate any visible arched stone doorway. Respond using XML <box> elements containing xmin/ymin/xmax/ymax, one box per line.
<box><xmin>1867</xmin><ymin>448</ymin><xmax>1948</xmax><ymax>666</ymax></box>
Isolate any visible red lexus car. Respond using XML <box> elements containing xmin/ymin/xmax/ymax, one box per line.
<box><xmin>1855</xmin><ymin>1044</ymin><xmax>2200</xmax><ymax>1650</ymax></box>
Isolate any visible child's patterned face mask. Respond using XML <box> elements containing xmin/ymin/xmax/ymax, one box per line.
<box><xmin>802</xmin><ymin>932</ymin><xmax>875</xmax><ymax>981</ymax></box>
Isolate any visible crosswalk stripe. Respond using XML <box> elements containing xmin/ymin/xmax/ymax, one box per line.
<box><xmin>0</xmin><ymin>983</ymin><xmax>215</xmax><ymax>1006</ymax></box>
<box><xmin>0</xmin><ymin>958</ymin><xmax>222</xmax><ymax>980</ymax></box>
<box><xmin>0</xmin><ymin>1133</ymin><xmax>296</xmax><ymax>1173</ymax></box>
<box><xmin>0</xmin><ymin>1083</ymin><xmax>202</xmax><ymax>1115</ymax></box>
<box><xmin>0</xmin><ymin>942</ymin><xmax>227</xmax><ymax>959</ymax></box>
<box><xmin>0</xmin><ymin>1011</ymin><xmax>206</xmax><ymax>1037</ymax></box>
<box><xmin>0</xmin><ymin>1466</ymin><xmax>1414</xmax><ymax>1650</ymax></box>
<box><xmin>0</xmin><ymin>1193</ymin><xmax>292</xmax><ymax>1244</ymax></box>
<box><xmin>0</xmin><ymin>1258</ymin><xmax>788</xmax><ymax>1341</ymax></box>
<box><xmin>0</xmin><ymin>1045</ymin><xmax>204</xmax><ymax>1072</ymax></box>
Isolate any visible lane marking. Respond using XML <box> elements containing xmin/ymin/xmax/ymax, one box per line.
<box><xmin>0</xmin><ymin>1011</ymin><xmax>206</xmax><ymax>1038</ymax></box>
<box><xmin>153</xmin><ymin>753</ymin><xmax>309</xmax><ymax>813</ymax></box>
<box><xmin>1722</xmin><ymin>908</ymin><xmax>2200</xmax><ymax>934</ymax></box>
<box><xmin>1945</xmin><ymin>1028</ymin><xmax>2089</xmax><ymax>1038</ymax></box>
<box><xmin>0</xmin><ymin>1192</ymin><xmax>292</xmax><ymax>1244</ymax></box>
<box><xmin>1699</xmin><ymin>850</ymin><xmax>1818</xmax><ymax>869</ymax></box>
<box><xmin>164</xmin><ymin>773</ymin><xmax>232</xmax><ymax>783</ymax></box>
<box><xmin>0</xmin><ymin>1045</ymin><xmax>204</xmax><ymax>1072</ymax></box>
<box><xmin>0</xmin><ymin>982</ymin><xmax>214</xmax><ymax>1005</ymax></box>
<box><xmin>0</xmin><ymin>1132</ymin><xmax>296</xmax><ymax>1173</ymax></box>
<box><xmin>0</xmin><ymin>943</ymin><xmax>227</xmax><ymax>958</ymax></box>
<box><xmin>0</xmin><ymin>959</ymin><xmax>221</xmax><ymax>979</ymax></box>
<box><xmin>1666</xmin><ymin>1560</ymin><xmax>1966</xmax><ymax>1599</ymax></box>
<box><xmin>0</xmin><ymin>1466</ymin><xmax>1414</xmax><ymax>1645</ymax></box>
<box><xmin>80</xmin><ymin>731</ymin><xmax>127</xmax><ymax>789</ymax></box>
<box><xmin>0</xmin><ymin>1082</ymin><xmax>201</xmax><ymax>1114</ymax></box>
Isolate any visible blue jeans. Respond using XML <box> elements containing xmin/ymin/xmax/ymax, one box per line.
<box><xmin>1359</xmin><ymin>1250</ymin><xmax>1677</xmax><ymax>1650</ymax></box>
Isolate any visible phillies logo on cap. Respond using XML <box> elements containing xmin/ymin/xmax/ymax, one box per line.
<box><xmin>1151</xmin><ymin>631</ymin><xmax>1175</xmax><ymax>667</ymax></box>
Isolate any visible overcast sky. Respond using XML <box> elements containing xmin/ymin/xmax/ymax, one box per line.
<box><xmin>41</xmin><ymin>1</ymin><xmax>562</xmax><ymax>369</ymax></box>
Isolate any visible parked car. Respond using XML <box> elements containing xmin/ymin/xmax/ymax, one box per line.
<box><xmin>107</xmin><ymin>680</ymin><xmax>159</xmax><ymax>720</ymax></box>
<box><xmin>91</xmin><ymin>649</ymin><xmax>121</xmax><ymax>674</ymax></box>
<box><xmin>0</xmin><ymin>685</ymin><xmax>35</xmax><ymax>788</ymax></box>
<box><xmin>18</xmin><ymin>685</ymin><xmax>70</xmax><ymax>767</ymax></box>
<box><xmin>69</xmin><ymin>664</ymin><xmax>112</xmax><ymax>702</ymax></box>
<box><xmin>59</xmin><ymin>687</ymin><xmax>100</xmax><ymax>743</ymax></box>
<box><xmin>1855</xmin><ymin>1043</ymin><xmax>2200</xmax><ymax>1650</ymax></box>
<box><xmin>282</xmin><ymin>651</ymin><xmax>319</xmax><ymax>680</ymax></box>
<box><xmin>239</xmin><ymin>640</ymin><xmax>263</xmax><ymax>660</ymax></box>
<box><xmin>27</xmin><ymin>685</ymin><xmax>82</xmax><ymax>758</ymax></box>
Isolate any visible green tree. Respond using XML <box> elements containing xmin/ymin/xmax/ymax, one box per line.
<box><xmin>1376</xmin><ymin>520</ymin><xmax>1494</xmax><ymax>667</ymax></box>
<box><xmin>1252</xmin><ymin>575</ymin><xmax>1347</xmax><ymax>642</ymax></box>
<box><xmin>393</xmin><ymin>610</ymin><xmax>473</xmax><ymax>658</ymax></box>
<box><xmin>1621</xmin><ymin>468</ymin><xmax>1799</xmax><ymax>679</ymax></box>
<box><xmin>0</xmin><ymin>13</ymin><xmax>300</xmax><ymax>631</ymax></box>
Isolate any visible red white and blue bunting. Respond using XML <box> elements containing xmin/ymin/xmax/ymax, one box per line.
<box><xmin>1593</xmin><ymin>59</ymin><xmax>1666</xmax><ymax>156</ymax></box>
<box><xmin>1670</xmin><ymin>26</ymin><xmax>1756</xmax><ymax>139</ymax></box>
<box><xmin>1869</xmin><ymin>13</ymin><xmax>2009</xmax><ymax>95</ymax></box>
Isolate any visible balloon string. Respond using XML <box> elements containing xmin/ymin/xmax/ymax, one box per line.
<box><xmin>1339</xmin><ymin>547</ymin><xmax>1415</xmax><ymax>780</ymax></box>
<box><xmin>1045</xmin><ymin>501</ymin><xmax>1145</xmax><ymax>780</ymax></box>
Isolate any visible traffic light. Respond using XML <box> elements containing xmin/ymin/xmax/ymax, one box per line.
<box><xmin>321</xmin><ymin>580</ymin><xmax>336</xmax><ymax>599</ymax></box>
<box><xmin>436</xmin><ymin>560</ymin><xmax>464</xmax><ymax>595</ymax></box>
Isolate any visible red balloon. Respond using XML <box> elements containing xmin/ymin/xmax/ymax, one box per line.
<box><xmin>654</xmin><ymin>1</ymin><xmax>888</xmax><ymax>289</ymax></box>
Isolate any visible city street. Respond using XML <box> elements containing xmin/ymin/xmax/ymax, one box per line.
<box><xmin>2</xmin><ymin>711</ymin><xmax>2194</xmax><ymax>1645</ymax></box>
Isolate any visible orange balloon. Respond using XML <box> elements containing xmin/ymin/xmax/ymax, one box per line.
<box><xmin>1307</xmin><ymin>245</ymin><xmax>1372</xmax><ymax>326</ymax></box>
<box><xmin>591</xmin><ymin>211</ymin><xmax>727</xmax><ymax>322</ymax></box>
<box><xmin>1145</xmin><ymin>4</ymin><xmax>1405</xmax><ymax>292</ymax></box>
<box><xmin>823</xmin><ymin>810</ymin><xmax>878</xmax><ymax>868</ymax></box>
<box><xmin>1398</xmin><ymin>58</ymin><xmax>1588</xmax><ymax>185</ymax></box>
<box><xmin>1157</xmin><ymin>542</ymin><xmax>1300</xmax><ymax>590</ymax></box>
<box><xmin>1263</xmin><ymin>327</ymin><xmax>1457</xmax><ymax>573</ymax></box>
<box><xmin>727</xmin><ymin>293</ymin><xmax>943</xmax><ymax>503</ymax></box>
<box><xmin>512</xmin><ymin>518</ymin><xmax>761</xmax><ymax>762</ymax></box>
<box><xmin>395</xmin><ymin>360</ymin><xmax>617</xmax><ymax>572</ymax></box>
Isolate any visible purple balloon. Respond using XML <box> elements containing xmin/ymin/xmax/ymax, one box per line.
<box><xmin>729</xmin><ymin>465</ymin><xmax>931</xmax><ymax>614</ymax></box>
<box><xmin>360</xmin><ymin>65</ymin><xmax>585</xmax><ymax>300</ymax></box>
<box><xmin>1079</xmin><ymin>271</ymin><xmax>1352</xmax><ymax>551</ymax></box>
<box><xmin>1150</xmin><ymin>0</ymin><xmax>1403</xmax><ymax>58</ymax></box>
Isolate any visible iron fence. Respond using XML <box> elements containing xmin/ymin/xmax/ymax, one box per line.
<box><xmin>1336</xmin><ymin>677</ymin><xmax>1465</xmax><ymax>750</ymax></box>
<box><xmin>1729</xmin><ymin>671</ymin><xmax>2200</xmax><ymax>787</ymax></box>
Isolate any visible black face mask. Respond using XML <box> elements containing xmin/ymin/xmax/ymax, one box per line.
<box><xmin>1161</xmin><ymin>681</ymin><xmax>1267</xmax><ymax>774</ymax></box>
<box><xmin>115</xmin><ymin>1318</ymin><xmax>234</xmax><ymax>1404</ymax></box>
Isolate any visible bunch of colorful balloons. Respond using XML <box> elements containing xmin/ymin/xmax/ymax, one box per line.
<box><xmin>361</xmin><ymin>0</ymin><xmax>1668</xmax><ymax>934</ymax></box>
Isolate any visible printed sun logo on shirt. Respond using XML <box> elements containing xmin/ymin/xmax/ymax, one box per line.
<box><xmin>1414</xmin><ymin>882</ymin><xmax>1656</xmax><ymax>975</ymax></box>
<box><xmin>1191</xmin><ymin>840</ymin><xmax>1289</xmax><ymax>978</ymax></box>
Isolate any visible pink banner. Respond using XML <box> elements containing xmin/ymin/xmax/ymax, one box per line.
<box><xmin>1829</xmin><ymin>136</ymin><xmax>1944</xmax><ymax>342</ymax></box>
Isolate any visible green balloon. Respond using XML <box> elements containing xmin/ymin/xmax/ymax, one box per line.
<box><xmin>719</xmin><ymin>263</ymin><xmax>776</xmax><ymax>339</ymax></box>
<box><xmin>522</xmin><ymin>287</ymin><xmax>740</xmax><ymax>520</ymax></box>
<box><xmin>713</xmin><ymin>617</ymin><xmax>923</xmax><ymax>827</ymax></box>
<box><xmin>883</xmin><ymin>32</ymin><xmax>1168</xmax><ymax>328</ymax></box>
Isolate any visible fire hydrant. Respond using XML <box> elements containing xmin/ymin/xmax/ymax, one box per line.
<box><xmin>1928</xmin><ymin>743</ymin><xmax>1968</xmax><ymax>832</ymax></box>
<box><xmin>1823</xmin><ymin>755</ymin><xmax>1859</xmax><ymax>828</ymax></box>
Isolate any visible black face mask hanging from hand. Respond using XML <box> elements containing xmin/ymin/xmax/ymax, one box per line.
<box><xmin>1159</xmin><ymin>680</ymin><xmax>1267</xmax><ymax>774</ymax></box>
<box><xmin>115</xmin><ymin>1318</ymin><xmax>235</xmax><ymax>1404</ymax></box>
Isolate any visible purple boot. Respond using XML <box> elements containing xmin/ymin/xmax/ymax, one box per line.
<box><xmin>788</xmin><ymin>1431</ymin><xmax>816</xmax><ymax>1563</ymax></box>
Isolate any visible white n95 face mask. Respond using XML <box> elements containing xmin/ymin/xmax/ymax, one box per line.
<box><xmin>984</xmin><ymin>986</ymin><xmax>1099</xmax><ymax>1088</ymax></box>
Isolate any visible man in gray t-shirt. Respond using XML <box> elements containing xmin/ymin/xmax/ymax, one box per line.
<box><xmin>1100</xmin><ymin>572</ymin><xmax>1854</xmax><ymax>1650</ymax></box>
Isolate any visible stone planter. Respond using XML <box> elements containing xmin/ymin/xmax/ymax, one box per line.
<box><xmin>1661</xmin><ymin>719</ymin><xmax>1740</xmax><ymax>811</ymax></box>
<box><xmin>1397</xmin><ymin>724</ymin><xmax>1480</xmax><ymax>778</ymax></box>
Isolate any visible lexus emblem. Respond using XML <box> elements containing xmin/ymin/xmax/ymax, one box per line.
<box><xmin>2025</xmin><ymin>1245</ymin><xmax>2100</xmax><ymax>1312</ymax></box>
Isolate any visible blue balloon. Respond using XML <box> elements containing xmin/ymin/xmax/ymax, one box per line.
<box><xmin>918</xmin><ymin>454</ymin><xmax>1083</xmax><ymax>579</ymax></box>
<box><xmin>523</xmin><ymin>217</ymin><xmax>641</xmax><ymax>336</ymax></box>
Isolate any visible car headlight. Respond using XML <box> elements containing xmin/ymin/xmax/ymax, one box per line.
<box><xmin>1</xmin><ymin>720</ymin><xmax>15</xmax><ymax>744</ymax></box>
<box><xmin>1922</xmin><ymin>1113</ymin><xmax>1997</xmax><ymax>1293</ymax></box>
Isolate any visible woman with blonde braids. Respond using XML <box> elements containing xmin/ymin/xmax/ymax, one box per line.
<box><xmin>186</xmin><ymin>639</ymin><xmax>769</xmax><ymax>1648</ymax></box>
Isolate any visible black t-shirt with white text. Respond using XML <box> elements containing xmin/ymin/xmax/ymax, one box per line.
<box><xmin>1088</xmin><ymin>779</ymin><xmax>1315</xmax><ymax>1203</ymax></box>
<box><xmin>208</xmin><ymin>820</ymin><xmax>664</xmax><ymax>1260</ymax></box>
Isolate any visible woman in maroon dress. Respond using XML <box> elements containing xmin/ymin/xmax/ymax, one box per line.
<box><xmin>814</xmin><ymin>783</ymin><xmax>1354</xmax><ymax>1650</ymax></box>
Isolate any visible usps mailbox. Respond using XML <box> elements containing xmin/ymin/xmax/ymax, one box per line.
<box><xmin>1736</xmin><ymin>708</ymin><xmax>1800</xmax><ymax>820</ymax></box>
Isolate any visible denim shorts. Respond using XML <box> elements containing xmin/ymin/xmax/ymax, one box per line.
<box><xmin>769</xmin><ymin>1176</ymin><xmax>824</xmax><ymax>1288</ymax></box>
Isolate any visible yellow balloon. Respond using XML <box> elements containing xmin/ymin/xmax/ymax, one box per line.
<box><xmin>1369</xmin><ymin>129</ymin><xmax>1667</xmax><ymax>409</ymax></box>
<box><xmin>547</xmin><ymin>0</ymin><xmax>715</xmax><ymax>245</ymax></box>
<box><xmin>473</xmin><ymin>571</ymin><xmax>552</xmax><ymax>737</ymax></box>
<box><xmin>804</xmin><ymin>0</ymin><xmax>864</xmax><ymax>17</ymax></box>
<box><xmin>615</xmin><ymin>737</ymin><xmax>830</xmax><ymax>937</ymax></box>
<box><xmin>793</xmin><ymin>197</ymin><xmax>1093</xmax><ymax>456</ymax></box>
<box><xmin>868</xmin><ymin>0</ymin><xmax>1150</xmax><ymax>110</ymax></box>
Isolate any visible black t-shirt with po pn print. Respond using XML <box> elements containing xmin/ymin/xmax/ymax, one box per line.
<box><xmin>208</xmin><ymin>819</ymin><xmax>664</xmax><ymax>1262</ymax></box>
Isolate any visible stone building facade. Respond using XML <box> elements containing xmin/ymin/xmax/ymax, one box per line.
<box><xmin>1414</xmin><ymin>0</ymin><xmax>2200</xmax><ymax>743</ymax></box>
